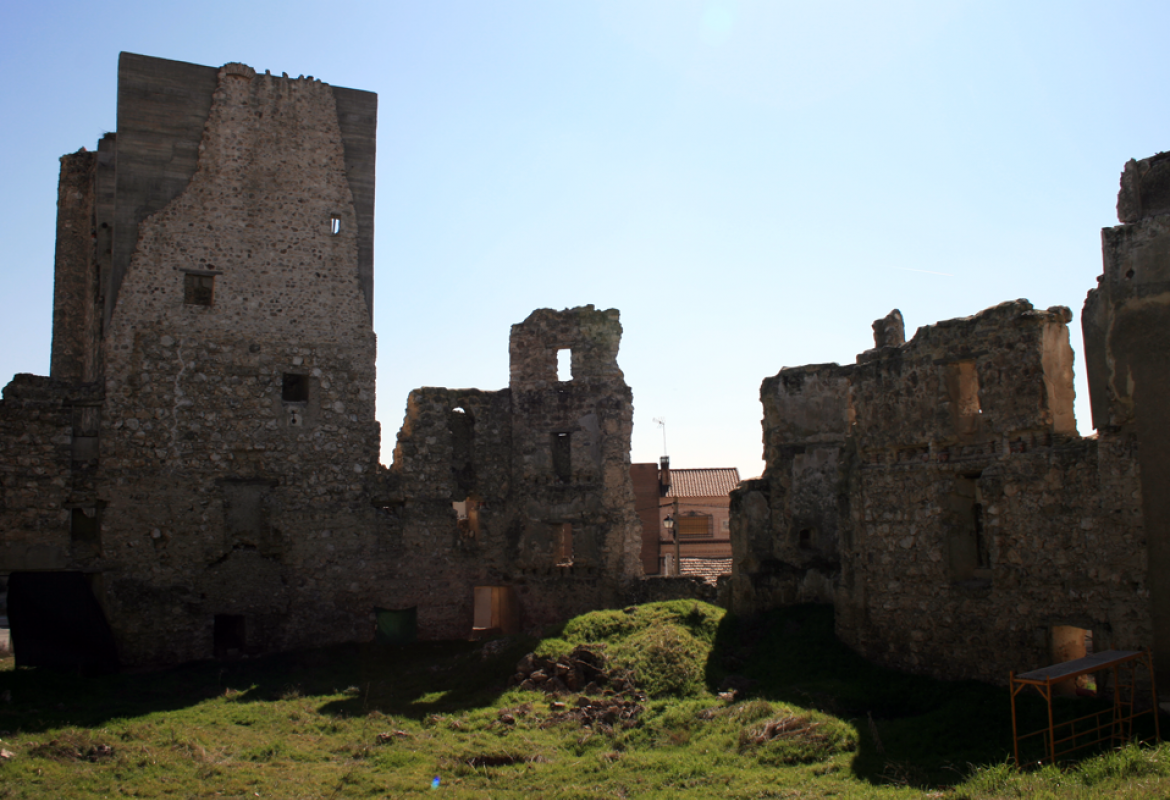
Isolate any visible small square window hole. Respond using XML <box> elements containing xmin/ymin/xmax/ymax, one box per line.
<box><xmin>282</xmin><ymin>374</ymin><xmax>309</xmax><ymax>403</ymax></box>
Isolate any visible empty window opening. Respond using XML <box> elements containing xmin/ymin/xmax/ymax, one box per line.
<box><xmin>453</xmin><ymin>495</ymin><xmax>481</xmax><ymax>540</ymax></box>
<box><xmin>678</xmin><ymin>514</ymin><xmax>713</xmax><ymax>538</ymax></box>
<box><xmin>946</xmin><ymin>360</ymin><xmax>982</xmax><ymax>434</ymax></box>
<box><xmin>557</xmin><ymin>348</ymin><xmax>572</xmax><ymax>382</ymax></box>
<box><xmin>330</xmin><ymin>215</ymin><xmax>342</xmax><ymax>236</ymax></box>
<box><xmin>214</xmin><ymin>614</ymin><xmax>246</xmax><ymax>658</ymax></box>
<box><xmin>448</xmin><ymin>406</ymin><xmax>476</xmax><ymax>495</ymax></box>
<box><xmin>798</xmin><ymin>528</ymin><xmax>813</xmax><ymax>551</ymax></box>
<box><xmin>552</xmin><ymin>432</ymin><xmax>571</xmax><ymax>482</ymax></box>
<box><xmin>183</xmin><ymin>273</ymin><xmax>214</xmax><ymax>306</ymax></box>
<box><xmin>70</xmin><ymin>507</ymin><xmax>100</xmax><ymax>547</ymax></box>
<box><xmin>282</xmin><ymin>373</ymin><xmax>309</xmax><ymax>403</ymax></box>
<box><xmin>555</xmin><ymin>523</ymin><xmax>574</xmax><ymax>566</ymax></box>
<box><xmin>473</xmin><ymin>586</ymin><xmax>519</xmax><ymax>636</ymax></box>
<box><xmin>944</xmin><ymin>473</ymin><xmax>990</xmax><ymax>581</ymax></box>
<box><xmin>1052</xmin><ymin>625</ymin><xmax>1096</xmax><ymax>696</ymax></box>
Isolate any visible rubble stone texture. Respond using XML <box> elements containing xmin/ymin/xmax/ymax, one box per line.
<box><xmin>0</xmin><ymin>53</ymin><xmax>645</xmax><ymax>667</ymax></box>
<box><xmin>730</xmin><ymin>153</ymin><xmax>1170</xmax><ymax>683</ymax></box>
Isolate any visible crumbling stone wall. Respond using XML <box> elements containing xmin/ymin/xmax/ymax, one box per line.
<box><xmin>84</xmin><ymin>61</ymin><xmax>382</xmax><ymax>665</ymax></box>
<box><xmin>373</xmin><ymin>306</ymin><xmax>644</xmax><ymax>639</ymax></box>
<box><xmin>1083</xmin><ymin>150</ymin><xmax>1170</xmax><ymax>679</ymax></box>
<box><xmin>0</xmin><ymin>52</ymin><xmax>677</xmax><ymax>669</ymax></box>
<box><xmin>732</xmin><ymin>294</ymin><xmax>1150</xmax><ymax>684</ymax></box>
<box><xmin>0</xmin><ymin>376</ymin><xmax>103</xmax><ymax>573</ymax></box>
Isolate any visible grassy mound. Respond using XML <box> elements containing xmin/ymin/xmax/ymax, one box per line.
<box><xmin>537</xmin><ymin>600</ymin><xmax>724</xmax><ymax>698</ymax></box>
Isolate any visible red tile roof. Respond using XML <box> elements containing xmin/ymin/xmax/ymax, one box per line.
<box><xmin>664</xmin><ymin>468</ymin><xmax>741</xmax><ymax>498</ymax></box>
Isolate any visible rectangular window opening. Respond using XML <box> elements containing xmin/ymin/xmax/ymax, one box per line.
<box><xmin>552</xmin><ymin>432</ymin><xmax>571</xmax><ymax>482</ymax></box>
<box><xmin>282</xmin><ymin>373</ymin><xmax>309</xmax><ymax>403</ymax></box>
<box><xmin>946</xmin><ymin>360</ymin><xmax>982</xmax><ymax>434</ymax></box>
<box><xmin>453</xmin><ymin>496</ymin><xmax>481</xmax><ymax>540</ymax></box>
<box><xmin>183</xmin><ymin>274</ymin><xmax>214</xmax><ymax>306</ymax></box>
<box><xmin>214</xmin><ymin>614</ymin><xmax>246</xmax><ymax>657</ymax></box>
<box><xmin>330</xmin><ymin>215</ymin><xmax>342</xmax><ymax>236</ymax></box>
<box><xmin>557</xmin><ymin>348</ymin><xmax>572</xmax><ymax>382</ymax></box>
<box><xmin>70</xmin><ymin>507</ymin><xmax>100</xmax><ymax>546</ymax></box>
<box><xmin>555</xmin><ymin>523</ymin><xmax>574</xmax><ymax>566</ymax></box>
<box><xmin>473</xmin><ymin>586</ymin><xmax>518</xmax><ymax>635</ymax></box>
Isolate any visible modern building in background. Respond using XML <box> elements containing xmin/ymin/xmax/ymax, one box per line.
<box><xmin>631</xmin><ymin>458</ymin><xmax>739</xmax><ymax>584</ymax></box>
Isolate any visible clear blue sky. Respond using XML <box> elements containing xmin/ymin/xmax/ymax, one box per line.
<box><xmin>2</xmin><ymin>1</ymin><xmax>1168</xmax><ymax>479</ymax></box>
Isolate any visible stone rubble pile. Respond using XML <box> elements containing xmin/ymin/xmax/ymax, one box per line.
<box><xmin>508</xmin><ymin>644</ymin><xmax>646</xmax><ymax>729</ymax></box>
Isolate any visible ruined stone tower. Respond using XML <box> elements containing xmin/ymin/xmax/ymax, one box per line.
<box><xmin>2</xmin><ymin>52</ymin><xmax>383</xmax><ymax>666</ymax></box>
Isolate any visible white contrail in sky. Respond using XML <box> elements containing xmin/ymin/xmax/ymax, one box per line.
<box><xmin>897</xmin><ymin>267</ymin><xmax>954</xmax><ymax>277</ymax></box>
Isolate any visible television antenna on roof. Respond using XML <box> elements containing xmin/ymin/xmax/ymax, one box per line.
<box><xmin>652</xmin><ymin>417</ymin><xmax>668</xmax><ymax>457</ymax></box>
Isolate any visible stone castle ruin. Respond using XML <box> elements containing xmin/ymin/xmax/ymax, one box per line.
<box><xmin>6</xmin><ymin>51</ymin><xmax>1168</xmax><ymax>688</ymax></box>
<box><xmin>0</xmin><ymin>53</ymin><xmax>644</xmax><ymax>669</ymax></box>
<box><xmin>729</xmin><ymin>151</ymin><xmax>1170</xmax><ymax>685</ymax></box>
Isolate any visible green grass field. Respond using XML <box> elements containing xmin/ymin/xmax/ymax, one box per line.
<box><xmin>0</xmin><ymin>602</ymin><xmax>1167</xmax><ymax>798</ymax></box>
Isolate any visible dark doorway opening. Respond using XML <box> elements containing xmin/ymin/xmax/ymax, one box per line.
<box><xmin>214</xmin><ymin>614</ymin><xmax>246</xmax><ymax>658</ymax></box>
<box><xmin>7</xmin><ymin>571</ymin><xmax>119</xmax><ymax>673</ymax></box>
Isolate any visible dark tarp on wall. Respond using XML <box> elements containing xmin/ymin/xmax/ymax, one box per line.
<box><xmin>8</xmin><ymin>572</ymin><xmax>119</xmax><ymax>673</ymax></box>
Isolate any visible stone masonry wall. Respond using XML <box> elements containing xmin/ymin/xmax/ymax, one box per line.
<box><xmin>372</xmin><ymin>306</ymin><xmax>644</xmax><ymax>640</ymax></box>
<box><xmin>1082</xmin><ymin>151</ymin><xmax>1170</xmax><ymax>679</ymax></box>
<box><xmin>0</xmin><ymin>376</ymin><xmax>103</xmax><ymax>573</ymax></box>
<box><xmin>3</xmin><ymin>54</ymin><xmax>656</xmax><ymax>669</ymax></box>
<box><xmin>731</xmin><ymin>296</ymin><xmax>1150</xmax><ymax>684</ymax></box>
<box><xmin>91</xmin><ymin>62</ymin><xmax>382</xmax><ymax>665</ymax></box>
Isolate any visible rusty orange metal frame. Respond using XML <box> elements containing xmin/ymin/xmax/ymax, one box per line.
<box><xmin>1010</xmin><ymin>649</ymin><xmax>1160</xmax><ymax>765</ymax></box>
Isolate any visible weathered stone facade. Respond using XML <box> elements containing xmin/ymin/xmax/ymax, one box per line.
<box><xmin>730</xmin><ymin>155</ymin><xmax>1170</xmax><ymax>684</ymax></box>
<box><xmin>373</xmin><ymin>306</ymin><xmax>643</xmax><ymax>639</ymax></box>
<box><xmin>0</xmin><ymin>54</ymin><xmax>644</xmax><ymax>668</ymax></box>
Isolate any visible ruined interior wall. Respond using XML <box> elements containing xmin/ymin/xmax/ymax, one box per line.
<box><xmin>93</xmin><ymin>63</ymin><xmax>381</xmax><ymax>665</ymax></box>
<box><xmin>728</xmin><ymin>364</ymin><xmax>849</xmax><ymax>614</ymax></box>
<box><xmin>375</xmin><ymin>387</ymin><xmax>514</xmax><ymax>638</ymax></box>
<box><xmin>371</xmin><ymin>307</ymin><xmax>644</xmax><ymax>640</ymax></box>
<box><xmin>840</xmin><ymin>303</ymin><xmax>1149</xmax><ymax>683</ymax></box>
<box><xmin>732</xmin><ymin>296</ymin><xmax>1151</xmax><ymax>684</ymax></box>
<box><xmin>508</xmin><ymin>307</ymin><xmax>643</xmax><ymax>587</ymax></box>
<box><xmin>838</xmin><ymin>438</ymin><xmax>1146</xmax><ymax>683</ymax></box>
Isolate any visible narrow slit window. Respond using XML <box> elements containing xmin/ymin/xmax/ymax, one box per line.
<box><xmin>552</xmin><ymin>432</ymin><xmax>571</xmax><ymax>482</ymax></box>
<box><xmin>555</xmin><ymin>523</ymin><xmax>574</xmax><ymax>566</ymax></box>
<box><xmin>330</xmin><ymin>215</ymin><xmax>342</xmax><ymax>236</ymax></box>
<box><xmin>183</xmin><ymin>274</ymin><xmax>214</xmax><ymax>306</ymax></box>
<box><xmin>282</xmin><ymin>373</ymin><xmax>309</xmax><ymax>403</ymax></box>
<box><xmin>557</xmin><ymin>348</ymin><xmax>572</xmax><ymax>382</ymax></box>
